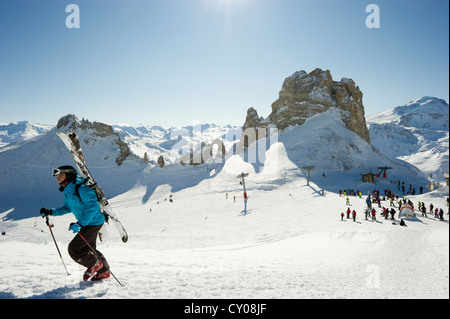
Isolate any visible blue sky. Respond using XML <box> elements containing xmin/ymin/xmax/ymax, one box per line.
<box><xmin>0</xmin><ymin>0</ymin><xmax>448</xmax><ymax>127</ymax></box>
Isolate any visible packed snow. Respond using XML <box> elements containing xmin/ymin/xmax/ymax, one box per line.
<box><xmin>0</xmin><ymin>102</ymin><xmax>448</xmax><ymax>299</ymax></box>
<box><xmin>0</xmin><ymin>136</ymin><xmax>448</xmax><ymax>299</ymax></box>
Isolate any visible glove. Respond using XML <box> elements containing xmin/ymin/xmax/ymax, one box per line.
<box><xmin>40</xmin><ymin>208</ymin><xmax>52</xmax><ymax>217</ymax></box>
<box><xmin>69</xmin><ymin>222</ymin><xmax>82</xmax><ymax>233</ymax></box>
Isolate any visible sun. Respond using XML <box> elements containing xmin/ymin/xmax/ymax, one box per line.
<box><xmin>202</xmin><ymin>0</ymin><xmax>253</xmax><ymax>16</ymax></box>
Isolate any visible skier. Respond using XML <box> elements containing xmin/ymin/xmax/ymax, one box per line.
<box><xmin>421</xmin><ymin>204</ymin><xmax>427</xmax><ymax>217</ymax></box>
<box><xmin>384</xmin><ymin>207</ymin><xmax>389</xmax><ymax>220</ymax></box>
<box><xmin>390</xmin><ymin>208</ymin><xmax>396</xmax><ymax>220</ymax></box>
<box><xmin>40</xmin><ymin>166</ymin><xmax>111</xmax><ymax>281</ymax></box>
<box><xmin>352</xmin><ymin>210</ymin><xmax>357</xmax><ymax>222</ymax></box>
<box><xmin>346</xmin><ymin>207</ymin><xmax>351</xmax><ymax>219</ymax></box>
<box><xmin>340</xmin><ymin>212</ymin><xmax>344</xmax><ymax>221</ymax></box>
<box><xmin>366</xmin><ymin>197</ymin><xmax>371</xmax><ymax>208</ymax></box>
<box><xmin>364</xmin><ymin>208</ymin><xmax>370</xmax><ymax>220</ymax></box>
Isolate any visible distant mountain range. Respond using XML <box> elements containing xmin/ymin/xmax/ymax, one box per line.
<box><xmin>0</xmin><ymin>121</ymin><xmax>53</xmax><ymax>148</ymax></box>
<box><xmin>111</xmin><ymin>123</ymin><xmax>241</xmax><ymax>166</ymax></box>
<box><xmin>1</xmin><ymin>96</ymin><xmax>448</xmax><ymax>183</ymax></box>
<box><xmin>1</xmin><ymin>94</ymin><xmax>448</xmax><ymax>221</ymax></box>
<box><xmin>367</xmin><ymin>96</ymin><xmax>449</xmax><ymax>181</ymax></box>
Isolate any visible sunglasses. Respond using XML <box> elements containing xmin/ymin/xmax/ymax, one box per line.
<box><xmin>52</xmin><ymin>168</ymin><xmax>76</xmax><ymax>176</ymax></box>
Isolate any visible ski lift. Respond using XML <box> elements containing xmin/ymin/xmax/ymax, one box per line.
<box><xmin>377</xmin><ymin>166</ymin><xmax>393</xmax><ymax>178</ymax></box>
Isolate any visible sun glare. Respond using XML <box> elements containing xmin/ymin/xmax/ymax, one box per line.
<box><xmin>203</xmin><ymin>0</ymin><xmax>253</xmax><ymax>16</ymax></box>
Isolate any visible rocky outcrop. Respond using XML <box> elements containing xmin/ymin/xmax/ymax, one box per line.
<box><xmin>157</xmin><ymin>155</ymin><xmax>165</xmax><ymax>168</ymax></box>
<box><xmin>57</xmin><ymin>114</ymin><xmax>132</xmax><ymax>166</ymax></box>
<box><xmin>242</xmin><ymin>68</ymin><xmax>371</xmax><ymax>144</ymax></box>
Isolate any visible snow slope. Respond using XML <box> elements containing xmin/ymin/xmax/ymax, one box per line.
<box><xmin>0</xmin><ymin>111</ymin><xmax>448</xmax><ymax>299</ymax></box>
<box><xmin>0</xmin><ymin>116</ymin><xmax>147</xmax><ymax>221</ymax></box>
<box><xmin>367</xmin><ymin>97</ymin><xmax>449</xmax><ymax>182</ymax></box>
<box><xmin>0</xmin><ymin>121</ymin><xmax>53</xmax><ymax>148</ymax></box>
<box><xmin>0</xmin><ymin>141</ymin><xmax>448</xmax><ymax>299</ymax></box>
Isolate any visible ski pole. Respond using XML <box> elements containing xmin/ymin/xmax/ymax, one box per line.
<box><xmin>78</xmin><ymin>233</ymin><xmax>124</xmax><ymax>287</ymax></box>
<box><xmin>44</xmin><ymin>215</ymin><xmax>70</xmax><ymax>276</ymax></box>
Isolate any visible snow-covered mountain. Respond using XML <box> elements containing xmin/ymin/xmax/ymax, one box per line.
<box><xmin>0</xmin><ymin>109</ymin><xmax>430</xmax><ymax>223</ymax></box>
<box><xmin>0</xmin><ymin>115</ymin><xmax>147</xmax><ymax>220</ymax></box>
<box><xmin>238</xmin><ymin>108</ymin><xmax>430</xmax><ymax>194</ymax></box>
<box><xmin>0</xmin><ymin>111</ymin><xmax>448</xmax><ymax>299</ymax></box>
<box><xmin>0</xmin><ymin>100</ymin><xmax>448</xmax><ymax>300</ymax></box>
<box><xmin>112</xmin><ymin>123</ymin><xmax>241</xmax><ymax>166</ymax></box>
<box><xmin>367</xmin><ymin>97</ymin><xmax>449</xmax><ymax>182</ymax></box>
<box><xmin>0</xmin><ymin>121</ymin><xmax>53</xmax><ymax>148</ymax></box>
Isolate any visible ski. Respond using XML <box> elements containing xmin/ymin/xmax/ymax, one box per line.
<box><xmin>57</xmin><ymin>131</ymin><xmax>128</xmax><ymax>243</ymax></box>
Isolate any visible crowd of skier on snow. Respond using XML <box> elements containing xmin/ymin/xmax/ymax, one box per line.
<box><xmin>339</xmin><ymin>180</ymin><xmax>449</xmax><ymax>225</ymax></box>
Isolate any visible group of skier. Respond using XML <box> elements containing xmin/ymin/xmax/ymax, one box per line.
<box><xmin>417</xmin><ymin>200</ymin><xmax>446</xmax><ymax>221</ymax></box>
<box><xmin>341</xmin><ymin>206</ymin><xmax>398</xmax><ymax>222</ymax></box>
<box><xmin>395</xmin><ymin>180</ymin><xmax>424</xmax><ymax>196</ymax></box>
<box><xmin>340</xmin><ymin>188</ymin><xmax>448</xmax><ymax>224</ymax></box>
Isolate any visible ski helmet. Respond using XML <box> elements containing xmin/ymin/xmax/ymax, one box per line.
<box><xmin>52</xmin><ymin>165</ymin><xmax>77</xmax><ymax>181</ymax></box>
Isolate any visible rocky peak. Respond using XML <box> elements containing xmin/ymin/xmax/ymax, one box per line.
<box><xmin>243</xmin><ymin>68</ymin><xmax>371</xmax><ymax>144</ymax></box>
<box><xmin>56</xmin><ymin>114</ymin><xmax>132</xmax><ymax>166</ymax></box>
<box><xmin>243</xmin><ymin>107</ymin><xmax>265</xmax><ymax>131</ymax></box>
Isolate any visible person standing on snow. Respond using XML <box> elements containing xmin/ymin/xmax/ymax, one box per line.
<box><xmin>421</xmin><ymin>204</ymin><xmax>427</xmax><ymax>217</ymax></box>
<box><xmin>390</xmin><ymin>208</ymin><xmax>396</xmax><ymax>220</ymax></box>
<box><xmin>40</xmin><ymin>166</ymin><xmax>110</xmax><ymax>282</ymax></box>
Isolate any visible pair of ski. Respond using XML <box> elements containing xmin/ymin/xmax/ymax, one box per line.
<box><xmin>57</xmin><ymin>131</ymin><xmax>128</xmax><ymax>243</ymax></box>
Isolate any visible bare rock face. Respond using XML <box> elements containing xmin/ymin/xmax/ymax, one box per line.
<box><xmin>243</xmin><ymin>107</ymin><xmax>265</xmax><ymax>131</ymax></box>
<box><xmin>243</xmin><ymin>68</ymin><xmax>371</xmax><ymax>144</ymax></box>
<box><xmin>57</xmin><ymin>114</ymin><xmax>132</xmax><ymax>166</ymax></box>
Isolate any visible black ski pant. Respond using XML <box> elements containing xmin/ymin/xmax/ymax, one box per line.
<box><xmin>68</xmin><ymin>224</ymin><xmax>109</xmax><ymax>273</ymax></box>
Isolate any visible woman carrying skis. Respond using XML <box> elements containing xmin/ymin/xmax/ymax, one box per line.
<box><xmin>40</xmin><ymin>166</ymin><xmax>111</xmax><ymax>281</ymax></box>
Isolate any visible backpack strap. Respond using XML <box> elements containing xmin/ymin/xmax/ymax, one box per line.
<box><xmin>74</xmin><ymin>182</ymin><xmax>82</xmax><ymax>200</ymax></box>
<box><xmin>74</xmin><ymin>179</ymin><xmax>90</xmax><ymax>201</ymax></box>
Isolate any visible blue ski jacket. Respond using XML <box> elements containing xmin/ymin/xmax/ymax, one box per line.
<box><xmin>52</xmin><ymin>176</ymin><xmax>105</xmax><ymax>227</ymax></box>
